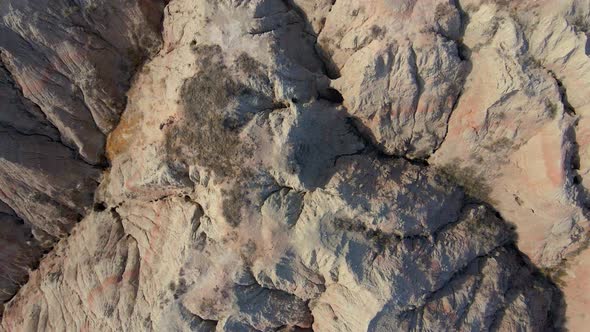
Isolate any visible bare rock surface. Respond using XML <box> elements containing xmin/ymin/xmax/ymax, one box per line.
<box><xmin>0</xmin><ymin>202</ymin><xmax>41</xmax><ymax>305</ymax></box>
<box><xmin>1</xmin><ymin>0</ymin><xmax>590</xmax><ymax>330</ymax></box>
<box><xmin>0</xmin><ymin>0</ymin><xmax>166</xmax><ymax>309</ymax></box>
<box><xmin>318</xmin><ymin>0</ymin><xmax>467</xmax><ymax>159</ymax></box>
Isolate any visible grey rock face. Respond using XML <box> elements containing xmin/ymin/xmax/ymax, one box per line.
<box><xmin>0</xmin><ymin>0</ymin><xmax>166</xmax><ymax>162</ymax></box>
<box><xmin>0</xmin><ymin>126</ymin><xmax>100</xmax><ymax>238</ymax></box>
<box><xmin>0</xmin><ymin>0</ymin><xmax>166</xmax><ymax>307</ymax></box>
<box><xmin>0</xmin><ymin>202</ymin><xmax>41</xmax><ymax>305</ymax></box>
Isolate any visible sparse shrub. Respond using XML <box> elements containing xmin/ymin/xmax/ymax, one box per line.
<box><xmin>570</xmin><ymin>15</ymin><xmax>590</xmax><ymax>34</ymax></box>
<box><xmin>514</xmin><ymin>194</ymin><xmax>524</xmax><ymax>206</ymax></box>
<box><xmin>222</xmin><ymin>186</ymin><xmax>252</xmax><ymax>227</ymax></box>
<box><xmin>487</xmin><ymin>17</ymin><xmax>501</xmax><ymax>38</ymax></box>
<box><xmin>166</xmin><ymin>44</ymin><xmax>249</xmax><ymax>178</ymax></box>
<box><xmin>333</xmin><ymin>218</ymin><xmax>397</xmax><ymax>252</ymax></box>
<box><xmin>333</xmin><ymin>218</ymin><xmax>367</xmax><ymax>233</ymax></box>
<box><xmin>194</xmin><ymin>231</ymin><xmax>207</xmax><ymax>251</ymax></box>
<box><xmin>484</xmin><ymin>137</ymin><xmax>513</xmax><ymax>152</ymax></box>
<box><xmin>335</xmin><ymin>28</ymin><xmax>346</xmax><ymax>41</ymax></box>
<box><xmin>523</xmin><ymin>55</ymin><xmax>543</xmax><ymax>69</ymax></box>
<box><xmin>200</xmin><ymin>297</ymin><xmax>219</xmax><ymax>315</ymax></box>
<box><xmin>103</xmin><ymin>303</ymin><xmax>116</xmax><ymax>317</ymax></box>
<box><xmin>234</xmin><ymin>53</ymin><xmax>264</xmax><ymax>77</ymax></box>
<box><xmin>143</xmin><ymin>317</ymin><xmax>152</xmax><ymax>329</ymax></box>
<box><xmin>370</xmin><ymin>25</ymin><xmax>386</xmax><ymax>40</ymax></box>
<box><xmin>62</xmin><ymin>5</ymin><xmax>80</xmax><ymax>18</ymax></box>
<box><xmin>48</xmin><ymin>270</ymin><xmax>62</xmax><ymax>283</ymax></box>
<box><xmin>540</xmin><ymin>266</ymin><xmax>568</xmax><ymax>287</ymax></box>
<box><xmin>174</xmin><ymin>278</ymin><xmax>188</xmax><ymax>299</ymax></box>
<box><xmin>240</xmin><ymin>239</ymin><xmax>257</xmax><ymax>264</ymax></box>
<box><xmin>434</xmin><ymin>3</ymin><xmax>455</xmax><ymax>22</ymax></box>
<box><xmin>470</xmin><ymin>152</ymin><xmax>484</xmax><ymax>164</ymax></box>
<box><xmin>85</xmin><ymin>2</ymin><xmax>99</xmax><ymax>13</ymax></box>
<box><xmin>545</xmin><ymin>100</ymin><xmax>559</xmax><ymax>119</ymax></box>
<box><xmin>367</xmin><ymin>228</ymin><xmax>395</xmax><ymax>252</ymax></box>
<box><xmin>165</xmin><ymin>45</ymin><xmax>265</xmax><ymax>227</ymax></box>
<box><xmin>436</xmin><ymin>160</ymin><xmax>494</xmax><ymax>203</ymax></box>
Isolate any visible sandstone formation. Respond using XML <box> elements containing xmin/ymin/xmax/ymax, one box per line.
<box><xmin>0</xmin><ymin>0</ymin><xmax>589</xmax><ymax>330</ymax></box>
<box><xmin>0</xmin><ymin>0</ymin><xmax>167</xmax><ymax>314</ymax></box>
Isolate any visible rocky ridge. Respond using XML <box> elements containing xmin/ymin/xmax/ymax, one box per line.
<box><xmin>0</xmin><ymin>0</ymin><xmax>167</xmax><ymax>314</ymax></box>
<box><xmin>0</xmin><ymin>0</ymin><xmax>589</xmax><ymax>330</ymax></box>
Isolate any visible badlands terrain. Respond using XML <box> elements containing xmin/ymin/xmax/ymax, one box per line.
<box><xmin>0</xmin><ymin>0</ymin><xmax>589</xmax><ymax>330</ymax></box>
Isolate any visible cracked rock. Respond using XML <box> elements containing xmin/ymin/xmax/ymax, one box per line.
<box><xmin>2</xmin><ymin>0</ymin><xmax>589</xmax><ymax>330</ymax></box>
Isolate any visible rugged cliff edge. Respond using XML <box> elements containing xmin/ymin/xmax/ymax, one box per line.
<box><xmin>0</xmin><ymin>0</ymin><xmax>167</xmax><ymax>312</ymax></box>
<box><xmin>0</xmin><ymin>0</ymin><xmax>589</xmax><ymax>331</ymax></box>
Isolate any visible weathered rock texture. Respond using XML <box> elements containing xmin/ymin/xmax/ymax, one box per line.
<box><xmin>1</xmin><ymin>0</ymin><xmax>589</xmax><ymax>330</ymax></box>
<box><xmin>0</xmin><ymin>0</ymin><xmax>167</xmax><ymax>310</ymax></box>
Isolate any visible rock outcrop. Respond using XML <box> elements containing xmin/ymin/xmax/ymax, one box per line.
<box><xmin>0</xmin><ymin>0</ymin><xmax>167</xmax><ymax>308</ymax></box>
<box><xmin>1</xmin><ymin>0</ymin><xmax>589</xmax><ymax>330</ymax></box>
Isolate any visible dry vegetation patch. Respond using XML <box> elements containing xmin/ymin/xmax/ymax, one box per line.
<box><xmin>166</xmin><ymin>45</ymin><xmax>254</xmax><ymax>178</ymax></box>
<box><xmin>165</xmin><ymin>45</ymin><xmax>273</xmax><ymax>226</ymax></box>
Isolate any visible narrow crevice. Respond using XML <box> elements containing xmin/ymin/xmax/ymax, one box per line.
<box><xmin>344</xmin><ymin>116</ymin><xmax>432</xmax><ymax>167</ymax></box>
<box><xmin>332</xmin><ymin>148</ymin><xmax>365</xmax><ymax>166</ymax></box>
<box><xmin>241</xmin><ymin>273</ymin><xmax>310</xmax><ymax>306</ymax></box>
<box><xmin>286</xmin><ymin>1</ymin><xmax>340</xmax><ymax>79</ymax></box>
<box><xmin>499</xmin><ymin>246</ymin><xmax>565</xmax><ymax>331</ymax></box>
<box><xmin>248</xmin><ymin>22</ymin><xmax>302</xmax><ymax>36</ymax></box>
<box><xmin>93</xmin><ymin>202</ymin><xmax>107</xmax><ymax>212</ymax></box>
<box><xmin>0</xmin><ymin>122</ymin><xmax>104</xmax><ymax>170</ymax></box>
<box><xmin>253</xmin><ymin>8</ymin><xmax>291</xmax><ymax>20</ymax></box>
<box><xmin>108</xmin><ymin>0</ymin><xmax>177</xmax><ymax>146</ymax></box>
<box><xmin>453</xmin><ymin>272</ymin><xmax>485</xmax><ymax>330</ymax></box>
<box><xmin>109</xmin><ymin>206</ymin><xmax>123</xmax><ymax>226</ymax></box>
<box><xmin>407</xmin><ymin>43</ymin><xmax>424</xmax><ymax>150</ymax></box>
<box><xmin>262</xmin><ymin>185</ymin><xmax>297</xmax><ymax>204</ymax></box>
<box><xmin>547</xmin><ymin>69</ymin><xmax>576</xmax><ymax>116</ymax></box>
<box><xmin>2</xmin><ymin>36</ymin><xmax>115</xmax><ymax>158</ymax></box>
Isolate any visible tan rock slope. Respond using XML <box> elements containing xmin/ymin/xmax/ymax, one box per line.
<box><xmin>0</xmin><ymin>0</ymin><xmax>167</xmax><ymax>316</ymax></box>
<box><xmin>0</xmin><ymin>0</ymin><xmax>588</xmax><ymax>330</ymax></box>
